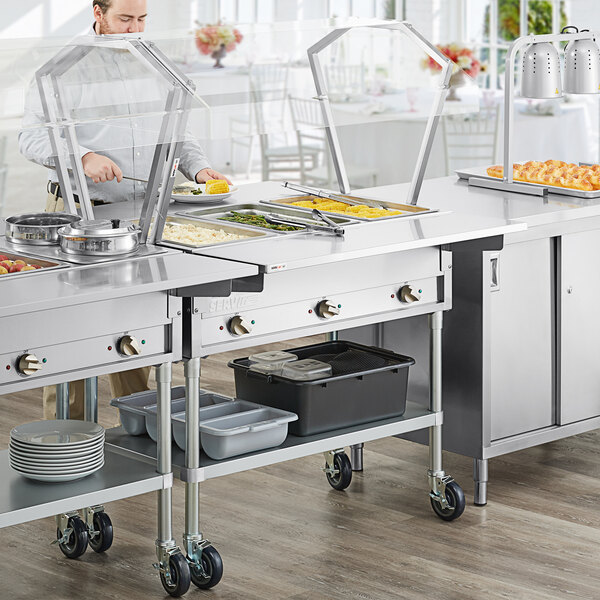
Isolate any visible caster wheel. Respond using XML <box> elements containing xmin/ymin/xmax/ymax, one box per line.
<box><xmin>326</xmin><ymin>452</ymin><xmax>352</xmax><ymax>491</ymax></box>
<box><xmin>57</xmin><ymin>516</ymin><xmax>88</xmax><ymax>559</ymax></box>
<box><xmin>190</xmin><ymin>545</ymin><xmax>224</xmax><ymax>590</ymax></box>
<box><xmin>430</xmin><ymin>481</ymin><xmax>466</xmax><ymax>521</ymax></box>
<box><xmin>88</xmin><ymin>511</ymin><xmax>113</xmax><ymax>553</ymax></box>
<box><xmin>160</xmin><ymin>552</ymin><xmax>191</xmax><ymax>598</ymax></box>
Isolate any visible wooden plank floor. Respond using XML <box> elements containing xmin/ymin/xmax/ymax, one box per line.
<box><xmin>1</xmin><ymin>336</ymin><xmax>599</xmax><ymax>600</ymax></box>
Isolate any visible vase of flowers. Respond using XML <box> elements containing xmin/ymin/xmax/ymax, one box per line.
<box><xmin>422</xmin><ymin>43</ymin><xmax>482</xmax><ymax>100</ymax></box>
<box><xmin>195</xmin><ymin>23</ymin><xmax>243</xmax><ymax>68</ymax></box>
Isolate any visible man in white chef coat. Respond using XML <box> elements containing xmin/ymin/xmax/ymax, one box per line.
<box><xmin>18</xmin><ymin>0</ymin><xmax>231</xmax><ymax>419</ymax></box>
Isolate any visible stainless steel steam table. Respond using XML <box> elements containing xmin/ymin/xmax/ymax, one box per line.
<box><xmin>0</xmin><ymin>242</ymin><xmax>257</xmax><ymax>588</ymax></box>
<box><xmin>103</xmin><ymin>181</ymin><xmax>525</xmax><ymax>592</ymax></box>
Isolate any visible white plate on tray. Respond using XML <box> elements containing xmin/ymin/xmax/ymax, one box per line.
<box><xmin>172</xmin><ymin>183</ymin><xmax>238</xmax><ymax>203</ymax></box>
<box><xmin>11</xmin><ymin>462</ymin><xmax>104</xmax><ymax>482</ymax></box>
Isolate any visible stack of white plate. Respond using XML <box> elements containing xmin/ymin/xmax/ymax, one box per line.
<box><xmin>9</xmin><ymin>420</ymin><xmax>105</xmax><ymax>482</ymax></box>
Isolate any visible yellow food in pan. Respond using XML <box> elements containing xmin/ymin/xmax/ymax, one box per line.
<box><xmin>289</xmin><ymin>198</ymin><xmax>401</xmax><ymax>218</ymax></box>
<box><xmin>487</xmin><ymin>160</ymin><xmax>600</xmax><ymax>192</ymax></box>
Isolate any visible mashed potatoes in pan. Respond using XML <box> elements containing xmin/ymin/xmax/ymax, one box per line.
<box><xmin>162</xmin><ymin>223</ymin><xmax>248</xmax><ymax>246</ymax></box>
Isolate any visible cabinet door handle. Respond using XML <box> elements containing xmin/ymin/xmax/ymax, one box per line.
<box><xmin>490</xmin><ymin>253</ymin><xmax>500</xmax><ymax>292</ymax></box>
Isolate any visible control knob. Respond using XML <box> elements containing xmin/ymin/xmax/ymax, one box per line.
<box><xmin>316</xmin><ymin>300</ymin><xmax>340</xmax><ymax>319</ymax></box>
<box><xmin>228</xmin><ymin>315</ymin><xmax>253</xmax><ymax>336</ymax></box>
<box><xmin>17</xmin><ymin>354</ymin><xmax>42</xmax><ymax>376</ymax></box>
<box><xmin>398</xmin><ymin>285</ymin><xmax>421</xmax><ymax>304</ymax></box>
<box><xmin>118</xmin><ymin>335</ymin><xmax>142</xmax><ymax>356</ymax></box>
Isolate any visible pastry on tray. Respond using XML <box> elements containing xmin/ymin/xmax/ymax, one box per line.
<box><xmin>486</xmin><ymin>160</ymin><xmax>600</xmax><ymax>191</ymax></box>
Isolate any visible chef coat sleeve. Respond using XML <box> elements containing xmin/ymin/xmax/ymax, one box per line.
<box><xmin>177</xmin><ymin>126</ymin><xmax>211</xmax><ymax>181</ymax></box>
<box><xmin>18</xmin><ymin>80</ymin><xmax>92</xmax><ymax>168</ymax></box>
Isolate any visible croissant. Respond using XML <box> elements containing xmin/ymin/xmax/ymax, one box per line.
<box><xmin>486</xmin><ymin>160</ymin><xmax>600</xmax><ymax>191</ymax></box>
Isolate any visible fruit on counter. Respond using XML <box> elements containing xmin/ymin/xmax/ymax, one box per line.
<box><xmin>21</xmin><ymin>265</ymin><xmax>36</xmax><ymax>271</ymax></box>
<box><xmin>9</xmin><ymin>264</ymin><xmax>24</xmax><ymax>272</ymax></box>
<box><xmin>487</xmin><ymin>160</ymin><xmax>600</xmax><ymax>191</ymax></box>
<box><xmin>0</xmin><ymin>255</ymin><xmax>8</xmax><ymax>261</ymax></box>
<box><xmin>205</xmin><ymin>179</ymin><xmax>230</xmax><ymax>195</ymax></box>
<box><xmin>289</xmin><ymin>197</ymin><xmax>402</xmax><ymax>219</ymax></box>
<box><xmin>219</xmin><ymin>211</ymin><xmax>302</xmax><ymax>231</ymax></box>
<box><xmin>0</xmin><ymin>266</ymin><xmax>7</xmax><ymax>275</ymax></box>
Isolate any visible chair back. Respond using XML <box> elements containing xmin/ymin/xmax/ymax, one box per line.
<box><xmin>442</xmin><ymin>106</ymin><xmax>500</xmax><ymax>175</ymax></box>
<box><xmin>325</xmin><ymin>64</ymin><xmax>366</xmax><ymax>98</ymax></box>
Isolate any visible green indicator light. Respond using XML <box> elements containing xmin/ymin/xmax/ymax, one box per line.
<box><xmin>338</xmin><ymin>304</ymin><xmax>342</xmax><ymax>308</ymax></box>
<box><xmin>251</xmin><ymin>320</ymin><xmax>256</xmax><ymax>325</ymax></box>
<box><xmin>42</xmin><ymin>358</ymin><xmax>47</xmax><ymax>363</ymax></box>
<box><xmin>418</xmin><ymin>289</ymin><xmax>422</xmax><ymax>294</ymax></box>
<box><xmin>141</xmin><ymin>339</ymin><xmax>146</xmax><ymax>345</ymax></box>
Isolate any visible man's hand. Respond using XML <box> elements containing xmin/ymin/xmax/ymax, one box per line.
<box><xmin>82</xmin><ymin>152</ymin><xmax>123</xmax><ymax>184</ymax></box>
<box><xmin>195</xmin><ymin>168</ymin><xmax>232</xmax><ymax>185</ymax></box>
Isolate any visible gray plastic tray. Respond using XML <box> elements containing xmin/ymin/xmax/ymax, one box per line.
<box><xmin>110</xmin><ymin>387</ymin><xmax>187</xmax><ymax>436</ymax></box>
<box><xmin>171</xmin><ymin>399</ymin><xmax>260</xmax><ymax>451</ymax></box>
<box><xmin>111</xmin><ymin>387</ymin><xmax>229</xmax><ymax>440</ymax></box>
<box><xmin>199</xmin><ymin>405</ymin><xmax>298</xmax><ymax>460</ymax></box>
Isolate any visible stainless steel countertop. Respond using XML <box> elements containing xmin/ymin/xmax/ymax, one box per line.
<box><xmin>0</xmin><ymin>249</ymin><xmax>258</xmax><ymax>317</ymax></box>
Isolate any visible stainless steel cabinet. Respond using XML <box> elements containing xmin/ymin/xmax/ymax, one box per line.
<box><xmin>489</xmin><ymin>239</ymin><xmax>555</xmax><ymax>440</ymax></box>
<box><xmin>559</xmin><ymin>230</ymin><xmax>600</xmax><ymax>425</ymax></box>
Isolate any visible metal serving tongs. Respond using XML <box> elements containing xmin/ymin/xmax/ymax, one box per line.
<box><xmin>263</xmin><ymin>211</ymin><xmax>345</xmax><ymax>237</ymax></box>
<box><xmin>282</xmin><ymin>181</ymin><xmax>390</xmax><ymax>210</ymax></box>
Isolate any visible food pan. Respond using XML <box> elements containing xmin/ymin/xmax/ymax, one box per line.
<box><xmin>172</xmin><ymin>398</ymin><xmax>258</xmax><ymax>451</ymax></box>
<box><xmin>157</xmin><ymin>216</ymin><xmax>274</xmax><ymax>251</ymax></box>
<box><xmin>179</xmin><ymin>204</ymin><xmax>356</xmax><ymax>233</ymax></box>
<box><xmin>0</xmin><ymin>249</ymin><xmax>66</xmax><ymax>278</ymax></box>
<box><xmin>260</xmin><ymin>195</ymin><xmax>437</xmax><ymax>221</ymax></box>
<box><xmin>199</xmin><ymin>405</ymin><xmax>298</xmax><ymax>460</ymax></box>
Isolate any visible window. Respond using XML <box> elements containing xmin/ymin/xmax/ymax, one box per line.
<box><xmin>466</xmin><ymin>0</ymin><xmax>568</xmax><ymax>88</ymax></box>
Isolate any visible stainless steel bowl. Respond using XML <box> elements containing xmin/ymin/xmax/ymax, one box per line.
<box><xmin>5</xmin><ymin>212</ymin><xmax>81</xmax><ymax>245</ymax></box>
<box><xmin>58</xmin><ymin>219</ymin><xmax>140</xmax><ymax>256</ymax></box>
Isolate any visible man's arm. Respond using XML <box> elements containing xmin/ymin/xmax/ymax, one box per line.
<box><xmin>178</xmin><ymin>131</ymin><xmax>232</xmax><ymax>184</ymax></box>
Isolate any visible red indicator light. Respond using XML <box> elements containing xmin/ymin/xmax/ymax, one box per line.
<box><xmin>5</xmin><ymin>365</ymin><xmax>10</xmax><ymax>370</ymax></box>
<box><xmin>308</xmin><ymin>309</ymin><xmax>313</xmax><ymax>314</ymax></box>
<box><xmin>391</xmin><ymin>294</ymin><xmax>395</xmax><ymax>298</ymax></box>
<box><xmin>107</xmin><ymin>346</ymin><xmax>113</xmax><ymax>351</ymax></box>
<box><xmin>219</xmin><ymin>326</ymin><xmax>224</xmax><ymax>331</ymax></box>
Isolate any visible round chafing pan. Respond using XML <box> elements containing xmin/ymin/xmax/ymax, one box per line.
<box><xmin>5</xmin><ymin>212</ymin><xmax>81</xmax><ymax>245</ymax></box>
<box><xmin>58</xmin><ymin>218</ymin><xmax>140</xmax><ymax>257</ymax></box>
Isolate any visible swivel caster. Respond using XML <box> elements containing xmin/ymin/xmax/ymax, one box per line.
<box><xmin>160</xmin><ymin>552</ymin><xmax>191</xmax><ymax>598</ymax></box>
<box><xmin>324</xmin><ymin>450</ymin><xmax>352</xmax><ymax>491</ymax></box>
<box><xmin>190</xmin><ymin>545</ymin><xmax>224</xmax><ymax>590</ymax></box>
<box><xmin>87</xmin><ymin>510</ymin><xmax>113</xmax><ymax>553</ymax></box>
<box><xmin>430</xmin><ymin>480</ymin><xmax>465</xmax><ymax>521</ymax></box>
<box><xmin>56</xmin><ymin>514</ymin><xmax>88</xmax><ymax>559</ymax></box>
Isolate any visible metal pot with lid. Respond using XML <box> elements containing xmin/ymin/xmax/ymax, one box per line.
<box><xmin>58</xmin><ymin>218</ymin><xmax>141</xmax><ymax>256</ymax></box>
<box><xmin>5</xmin><ymin>212</ymin><xmax>81</xmax><ymax>245</ymax></box>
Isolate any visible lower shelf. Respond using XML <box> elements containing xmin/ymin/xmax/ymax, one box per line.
<box><xmin>105</xmin><ymin>401</ymin><xmax>439</xmax><ymax>482</ymax></box>
<box><xmin>0</xmin><ymin>448</ymin><xmax>168</xmax><ymax>529</ymax></box>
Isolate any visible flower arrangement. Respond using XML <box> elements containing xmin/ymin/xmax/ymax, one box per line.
<box><xmin>195</xmin><ymin>23</ymin><xmax>243</xmax><ymax>56</ymax></box>
<box><xmin>422</xmin><ymin>43</ymin><xmax>482</xmax><ymax>78</ymax></box>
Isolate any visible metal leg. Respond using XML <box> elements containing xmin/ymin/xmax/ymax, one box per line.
<box><xmin>350</xmin><ymin>443</ymin><xmax>364</xmax><ymax>471</ymax></box>
<box><xmin>154</xmin><ymin>363</ymin><xmax>185</xmax><ymax>584</ymax></box>
<box><xmin>55</xmin><ymin>383</ymin><xmax>70</xmax><ymax>420</ymax></box>
<box><xmin>473</xmin><ymin>458</ymin><xmax>488</xmax><ymax>506</ymax></box>
<box><xmin>84</xmin><ymin>377</ymin><xmax>98</xmax><ymax>423</ymax></box>
<box><xmin>184</xmin><ymin>358</ymin><xmax>202</xmax><ymax>550</ymax></box>
<box><xmin>428</xmin><ymin>311</ymin><xmax>444</xmax><ymax>483</ymax></box>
